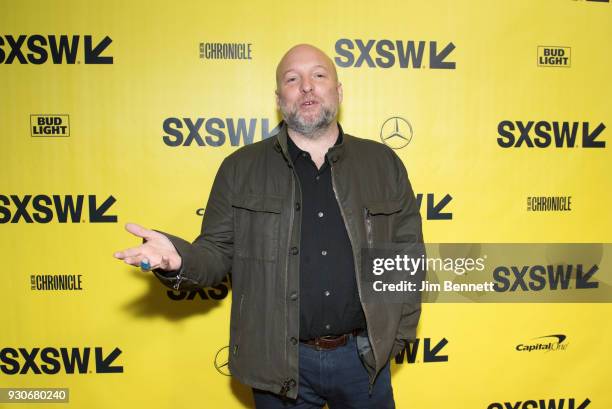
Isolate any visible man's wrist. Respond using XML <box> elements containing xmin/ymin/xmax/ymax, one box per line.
<box><xmin>170</xmin><ymin>255</ymin><xmax>182</xmax><ymax>272</ymax></box>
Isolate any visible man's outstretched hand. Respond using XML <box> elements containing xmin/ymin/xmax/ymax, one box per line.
<box><xmin>113</xmin><ymin>223</ymin><xmax>182</xmax><ymax>271</ymax></box>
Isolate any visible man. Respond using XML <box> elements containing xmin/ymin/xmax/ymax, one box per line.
<box><xmin>114</xmin><ymin>44</ymin><xmax>423</xmax><ymax>408</ymax></box>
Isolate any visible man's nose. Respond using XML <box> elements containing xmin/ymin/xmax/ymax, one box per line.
<box><xmin>300</xmin><ymin>78</ymin><xmax>313</xmax><ymax>93</ymax></box>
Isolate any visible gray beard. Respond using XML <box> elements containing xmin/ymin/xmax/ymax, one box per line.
<box><xmin>281</xmin><ymin>104</ymin><xmax>337</xmax><ymax>138</ymax></box>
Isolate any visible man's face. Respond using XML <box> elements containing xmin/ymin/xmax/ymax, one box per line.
<box><xmin>276</xmin><ymin>46</ymin><xmax>343</xmax><ymax>136</ymax></box>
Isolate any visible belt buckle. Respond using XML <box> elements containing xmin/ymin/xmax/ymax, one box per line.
<box><xmin>315</xmin><ymin>334</ymin><xmax>345</xmax><ymax>351</ymax></box>
<box><xmin>320</xmin><ymin>335</ymin><xmax>337</xmax><ymax>341</ymax></box>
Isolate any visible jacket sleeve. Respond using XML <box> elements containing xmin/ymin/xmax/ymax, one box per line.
<box><xmin>388</xmin><ymin>149</ymin><xmax>424</xmax><ymax>358</ymax></box>
<box><xmin>152</xmin><ymin>157</ymin><xmax>235</xmax><ymax>291</ymax></box>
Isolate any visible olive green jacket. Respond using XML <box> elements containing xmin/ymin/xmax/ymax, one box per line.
<box><xmin>154</xmin><ymin>123</ymin><xmax>423</xmax><ymax>399</ymax></box>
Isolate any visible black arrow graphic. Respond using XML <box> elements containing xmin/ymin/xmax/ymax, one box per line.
<box><xmin>430</xmin><ymin>41</ymin><xmax>456</xmax><ymax>69</ymax></box>
<box><xmin>424</xmin><ymin>338</ymin><xmax>448</xmax><ymax>362</ymax></box>
<box><xmin>582</xmin><ymin>122</ymin><xmax>606</xmax><ymax>148</ymax></box>
<box><xmin>575</xmin><ymin>398</ymin><xmax>591</xmax><ymax>409</ymax></box>
<box><xmin>576</xmin><ymin>264</ymin><xmax>599</xmax><ymax>289</ymax></box>
<box><xmin>89</xmin><ymin>195</ymin><xmax>117</xmax><ymax>223</ymax></box>
<box><xmin>95</xmin><ymin>347</ymin><xmax>123</xmax><ymax>373</ymax></box>
<box><xmin>84</xmin><ymin>36</ymin><xmax>113</xmax><ymax>64</ymax></box>
<box><xmin>428</xmin><ymin>193</ymin><xmax>453</xmax><ymax>220</ymax></box>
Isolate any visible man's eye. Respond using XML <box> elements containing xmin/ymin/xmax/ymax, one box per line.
<box><xmin>286</xmin><ymin>77</ymin><xmax>297</xmax><ymax>83</ymax></box>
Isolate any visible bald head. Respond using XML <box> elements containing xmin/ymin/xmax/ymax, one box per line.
<box><xmin>275</xmin><ymin>44</ymin><xmax>339</xmax><ymax>90</ymax></box>
<box><xmin>274</xmin><ymin>44</ymin><xmax>343</xmax><ymax>137</ymax></box>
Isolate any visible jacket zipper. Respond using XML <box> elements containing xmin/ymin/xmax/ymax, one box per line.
<box><xmin>233</xmin><ymin>293</ymin><xmax>245</xmax><ymax>356</ymax></box>
<box><xmin>330</xmin><ymin>161</ymin><xmax>377</xmax><ymax>391</ymax></box>
<box><xmin>364</xmin><ymin>208</ymin><xmax>373</xmax><ymax>248</ymax></box>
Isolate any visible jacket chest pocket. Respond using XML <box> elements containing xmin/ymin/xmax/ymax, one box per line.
<box><xmin>364</xmin><ymin>200</ymin><xmax>402</xmax><ymax>247</ymax></box>
<box><xmin>232</xmin><ymin>194</ymin><xmax>283</xmax><ymax>262</ymax></box>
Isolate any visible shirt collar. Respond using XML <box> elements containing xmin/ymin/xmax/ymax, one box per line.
<box><xmin>287</xmin><ymin>124</ymin><xmax>344</xmax><ymax>163</ymax></box>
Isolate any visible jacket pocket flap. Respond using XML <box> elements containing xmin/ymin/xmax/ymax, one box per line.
<box><xmin>365</xmin><ymin>200</ymin><xmax>402</xmax><ymax>215</ymax></box>
<box><xmin>232</xmin><ymin>194</ymin><xmax>282</xmax><ymax>214</ymax></box>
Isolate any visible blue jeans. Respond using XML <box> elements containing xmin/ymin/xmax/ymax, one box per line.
<box><xmin>252</xmin><ymin>335</ymin><xmax>395</xmax><ymax>409</ymax></box>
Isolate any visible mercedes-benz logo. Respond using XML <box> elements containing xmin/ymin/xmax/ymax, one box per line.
<box><xmin>380</xmin><ymin>117</ymin><xmax>413</xmax><ymax>149</ymax></box>
<box><xmin>214</xmin><ymin>346</ymin><xmax>231</xmax><ymax>376</ymax></box>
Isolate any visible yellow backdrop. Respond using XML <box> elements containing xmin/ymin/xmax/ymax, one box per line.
<box><xmin>2</xmin><ymin>0</ymin><xmax>611</xmax><ymax>408</ymax></box>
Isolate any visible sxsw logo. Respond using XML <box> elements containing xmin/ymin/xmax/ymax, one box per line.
<box><xmin>334</xmin><ymin>39</ymin><xmax>456</xmax><ymax>69</ymax></box>
<box><xmin>493</xmin><ymin>264</ymin><xmax>599</xmax><ymax>292</ymax></box>
<box><xmin>163</xmin><ymin>117</ymin><xmax>280</xmax><ymax>147</ymax></box>
<box><xmin>497</xmin><ymin>121</ymin><xmax>606</xmax><ymax>148</ymax></box>
<box><xmin>0</xmin><ymin>194</ymin><xmax>117</xmax><ymax>223</ymax></box>
<box><xmin>393</xmin><ymin>337</ymin><xmax>448</xmax><ymax>364</ymax></box>
<box><xmin>0</xmin><ymin>35</ymin><xmax>112</xmax><ymax>64</ymax></box>
<box><xmin>31</xmin><ymin>115</ymin><xmax>70</xmax><ymax>137</ymax></box>
<box><xmin>0</xmin><ymin>347</ymin><xmax>123</xmax><ymax>374</ymax></box>
<box><xmin>488</xmin><ymin>398</ymin><xmax>591</xmax><ymax>409</ymax></box>
<box><xmin>416</xmin><ymin>193</ymin><xmax>453</xmax><ymax>220</ymax></box>
<box><xmin>537</xmin><ymin>46</ymin><xmax>571</xmax><ymax>67</ymax></box>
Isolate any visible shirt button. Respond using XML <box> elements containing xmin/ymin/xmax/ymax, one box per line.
<box><xmin>315</xmin><ymin>176</ymin><xmax>320</xmax><ymax>181</ymax></box>
<box><xmin>301</xmin><ymin>152</ymin><xmax>308</xmax><ymax>158</ymax></box>
<box><xmin>290</xmin><ymin>337</ymin><xmax>298</xmax><ymax>345</ymax></box>
<box><xmin>290</xmin><ymin>247</ymin><xmax>299</xmax><ymax>255</ymax></box>
<box><xmin>317</xmin><ymin>211</ymin><xmax>324</xmax><ymax>218</ymax></box>
<box><xmin>325</xmin><ymin>324</ymin><xmax>331</xmax><ymax>330</ymax></box>
<box><xmin>290</xmin><ymin>292</ymin><xmax>298</xmax><ymax>301</ymax></box>
<box><xmin>295</xmin><ymin>202</ymin><xmax>301</xmax><ymax>211</ymax></box>
<box><xmin>321</xmin><ymin>250</ymin><xmax>327</xmax><ymax>256</ymax></box>
<box><xmin>324</xmin><ymin>290</ymin><xmax>330</xmax><ymax>296</ymax></box>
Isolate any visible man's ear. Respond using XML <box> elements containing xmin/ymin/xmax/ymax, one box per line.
<box><xmin>275</xmin><ymin>89</ymin><xmax>280</xmax><ymax>109</ymax></box>
<box><xmin>337</xmin><ymin>82</ymin><xmax>343</xmax><ymax>104</ymax></box>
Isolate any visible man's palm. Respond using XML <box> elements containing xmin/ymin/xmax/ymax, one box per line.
<box><xmin>113</xmin><ymin>223</ymin><xmax>182</xmax><ymax>271</ymax></box>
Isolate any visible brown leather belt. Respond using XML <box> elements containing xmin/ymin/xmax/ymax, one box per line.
<box><xmin>301</xmin><ymin>329</ymin><xmax>363</xmax><ymax>351</ymax></box>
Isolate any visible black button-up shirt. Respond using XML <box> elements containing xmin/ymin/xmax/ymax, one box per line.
<box><xmin>287</xmin><ymin>128</ymin><xmax>367</xmax><ymax>340</ymax></box>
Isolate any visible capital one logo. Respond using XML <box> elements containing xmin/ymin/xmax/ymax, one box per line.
<box><xmin>0</xmin><ymin>35</ymin><xmax>113</xmax><ymax>64</ymax></box>
<box><xmin>380</xmin><ymin>117</ymin><xmax>413</xmax><ymax>149</ymax></box>
<box><xmin>515</xmin><ymin>334</ymin><xmax>569</xmax><ymax>353</ymax></box>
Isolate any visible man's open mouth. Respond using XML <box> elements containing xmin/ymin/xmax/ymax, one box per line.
<box><xmin>301</xmin><ymin>100</ymin><xmax>318</xmax><ymax>107</ymax></box>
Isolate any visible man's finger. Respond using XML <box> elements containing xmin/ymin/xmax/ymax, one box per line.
<box><xmin>114</xmin><ymin>247</ymin><xmax>141</xmax><ymax>259</ymax></box>
<box><xmin>145</xmin><ymin>255</ymin><xmax>164</xmax><ymax>271</ymax></box>
<box><xmin>160</xmin><ymin>256</ymin><xmax>170</xmax><ymax>270</ymax></box>
<box><xmin>125</xmin><ymin>223</ymin><xmax>156</xmax><ymax>240</ymax></box>
<box><xmin>123</xmin><ymin>256</ymin><xmax>142</xmax><ymax>266</ymax></box>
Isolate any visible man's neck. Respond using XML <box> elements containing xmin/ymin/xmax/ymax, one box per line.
<box><xmin>287</xmin><ymin>122</ymin><xmax>339</xmax><ymax>156</ymax></box>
